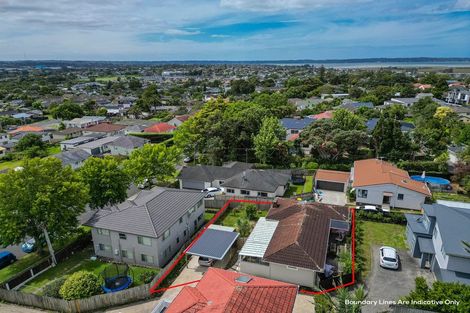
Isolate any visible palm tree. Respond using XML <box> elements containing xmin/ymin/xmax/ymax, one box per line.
<box><xmin>314</xmin><ymin>285</ymin><xmax>367</xmax><ymax>313</ymax></box>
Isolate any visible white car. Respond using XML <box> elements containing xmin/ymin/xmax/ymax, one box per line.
<box><xmin>202</xmin><ymin>187</ymin><xmax>224</xmax><ymax>198</ymax></box>
<box><xmin>356</xmin><ymin>205</ymin><xmax>378</xmax><ymax>211</ymax></box>
<box><xmin>379</xmin><ymin>246</ymin><xmax>399</xmax><ymax>270</ymax></box>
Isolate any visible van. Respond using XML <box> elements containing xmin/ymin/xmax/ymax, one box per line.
<box><xmin>0</xmin><ymin>251</ymin><xmax>16</xmax><ymax>270</ymax></box>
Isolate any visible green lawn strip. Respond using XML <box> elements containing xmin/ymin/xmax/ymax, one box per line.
<box><xmin>361</xmin><ymin>221</ymin><xmax>407</xmax><ymax>277</ymax></box>
<box><xmin>204</xmin><ymin>208</ymin><xmax>268</xmax><ymax>227</ymax></box>
<box><xmin>302</xmin><ymin>176</ymin><xmax>313</xmax><ymax>193</ymax></box>
<box><xmin>0</xmin><ymin>253</ymin><xmax>46</xmax><ymax>283</ymax></box>
<box><xmin>46</xmin><ymin>145</ymin><xmax>61</xmax><ymax>155</ymax></box>
<box><xmin>433</xmin><ymin>192</ymin><xmax>470</xmax><ymax>203</ymax></box>
<box><xmin>20</xmin><ymin>247</ymin><xmax>159</xmax><ymax>295</ymax></box>
<box><xmin>0</xmin><ymin>159</ymin><xmax>23</xmax><ymax>171</ymax></box>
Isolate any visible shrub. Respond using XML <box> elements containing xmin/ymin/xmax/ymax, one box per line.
<box><xmin>243</xmin><ymin>204</ymin><xmax>258</xmax><ymax>220</ymax></box>
<box><xmin>139</xmin><ymin>270</ymin><xmax>157</xmax><ymax>284</ymax></box>
<box><xmin>43</xmin><ymin>277</ymin><xmax>66</xmax><ymax>298</ymax></box>
<box><xmin>355</xmin><ymin>210</ymin><xmax>407</xmax><ymax>225</ymax></box>
<box><xmin>59</xmin><ymin>271</ymin><xmax>102</xmax><ymax>300</ymax></box>
<box><xmin>397</xmin><ymin>160</ymin><xmax>447</xmax><ymax>173</ymax></box>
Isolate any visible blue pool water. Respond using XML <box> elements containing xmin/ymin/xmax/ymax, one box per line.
<box><xmin>411</xmin><ymin>175</ymin><xmax>450</xmax><ymax>185</ymax></box>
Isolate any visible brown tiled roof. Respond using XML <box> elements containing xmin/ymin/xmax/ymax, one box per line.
<box><xmin>353</xmin><ymin>159</ymin><xmax>431</xmax><ymax>196</ymax></box>
<box><xmin>85</xmin><ymin>123</ymin><xmax>126</xmax><ymax>133</ymax></box>
<box><xmin>264</xmin><ymin>199</ymin><xmax>349</xmax><ymax>271</ymax></box>
<box><xmin>315</xmin><ymin>169</ymin><xmax>350</xmax><ymax>183</ymax></box>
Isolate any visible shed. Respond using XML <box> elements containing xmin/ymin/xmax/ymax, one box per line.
<box><xmin>187</xmin><ymin>226</ymin><xmax>239</xmax><ymax>261</ymax></box>
<box><xmin>315</xmin><ymin>169</ymin><xmax>350</xmax><ymax>192</ymax></box>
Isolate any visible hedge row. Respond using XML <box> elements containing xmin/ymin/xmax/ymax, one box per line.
<box><xmin>397</xmin><ymin>160</ymin><xmax>447</xmax><ymax>174</ymax></box>
<box><xmin>355</xmin><ymin>210</ymin><xmax>408</xmax><ymax>225</ymax></box>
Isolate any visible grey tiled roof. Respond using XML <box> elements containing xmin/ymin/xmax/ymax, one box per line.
<box><xmin>178</xmin><ymin>162</ymin><xmax>254</xmax><ymax>182</ymax></box>
<box><xmin>108</xmin><ymin>135</ymin><xmax>149</xmax><ymax>149</ymax></box>
<box><xmin>54</xmin><ymin>149</ymin><xmax>91</xmax><ymax>165</ymax></box>
<box><xmin>221</xmin><ymin>169</ymin><xmax>290</xmax><ymax>193</ymax></box>
<box><xmin>85</xmin><ymin>187</ymin><xmax>205</xmax><ymax>238</ymax></box>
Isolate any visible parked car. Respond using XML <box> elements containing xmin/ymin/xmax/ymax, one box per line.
<box><xmin>21</xmin><ymin>238</ymin><xmax>36</xmax><ymax>253</ymax></box>
<box><xmin>198</xmin><ymin>256</ymin><xmax>215</xmax><ymax>267</ymax></box>
<box><xmin>356</xmin><ymin>205</ymin><xmax>378</xmax><ymax>211</ymax></box>
<box><xmin>379</xmin><ymin>246</ymin><xmax>399</xmax><ymax>270</ymax></box>
<box><xmin>138</xmin><ymin>178</ymin><xmax>150</xmax><ymax>189</ymax></box>
<box><xmin>201</xmin><ymin>187</ymin><xmax>224</xmax><ymax>198</ymax></box>
<box><xmin>0</xmin><ymin>251</ymin><xmax>16</xmax><ymax>270</ymax></box>
<box><xmin>183</xmin><ymin>156</ymin><xmax>192</xmax><ymax>163</ymax></box>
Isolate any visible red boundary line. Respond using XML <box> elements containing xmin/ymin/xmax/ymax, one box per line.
<box><xmin>150</xmin><ymin>199</ymin><xmax>355</xmax><ymax>295</ymax></box>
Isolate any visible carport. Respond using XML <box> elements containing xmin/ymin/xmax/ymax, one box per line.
<box><xmin>187</xmin><ymin>225</ymin><xmax>239</xmax><ymax>267</ymax></box>
<box><xmin>315</xmin><ymin>169</ymin><xmax>350</xmax><ymax>192</ymax></box>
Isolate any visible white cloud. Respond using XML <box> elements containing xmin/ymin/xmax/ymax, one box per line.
<box><xmin>164</xmin><ymin>29</ymin><xmax>201</xmax><ymax>36</ymax></box>
<box><xmin>220</xmin><ymin>0</ymin><xmax>370</xmax><ymax>12</ymax></box>
<box><xmin>455</xmin><ymin>0</ymin><xmax>470</xmax><ymax>9</ymax></box>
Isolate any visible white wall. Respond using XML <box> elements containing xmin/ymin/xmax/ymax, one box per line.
<box><xmin>355</xmin><ymin>183</ymin><xmax>426</xmax><ymax>210</ymax></box>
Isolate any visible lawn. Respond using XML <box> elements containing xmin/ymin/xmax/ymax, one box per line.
<box><xmin>361</xmin><ymin>221</ymin><xmax>407</xmax><ymax>276</ymax></box>
<box><xmin>0</xmin><ymin>159</ymin><xmax>23</xmax><ymax>171</ymax></box>
<box><xmin>303</xmin><ymin>176</ymin><xmax>313</xmax><ymax>193</ymax></box>
<box><xmin>20</xmin><ymin>246</ymin><xmax>159</xmax><ymax>295</ymax></box>
<box><xmin>433</xmin><ymin>192</ymin><xmax>470</xmax><ymax>203</ymax></box>
<box><xmin>46</xmin><ymin>145</ymin><xmax>61</xmax><ymax>155</ymax></box>
<box><xmin>284</xmin><ymin>175</ymin><xmax>314</xmax><ymax>197</ymax></box>
<box><xmin>204</xmin><ymin>207</ymin><xmax>268</xmax><ymax>228</ymax></box>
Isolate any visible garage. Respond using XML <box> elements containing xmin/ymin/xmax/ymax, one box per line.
<box><xmin>181</xmin><ymin>179</ymin><xmax>205</xmax><ymax>190</ymax></box>
<box><xmin>314</xmin><ymin>169</ymin><xmax>350</xmax><ymax>192</ymax></box>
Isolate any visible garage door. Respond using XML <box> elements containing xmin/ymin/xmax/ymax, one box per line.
<box><xmin>182</xmin><ymin>179</ymin><xmax>205</xmax><ymax>190</ymax></box>
<box><xmin>316</xmin><ymin>180</ymin><xmax>345</xmax><ymax>192</ymax></box>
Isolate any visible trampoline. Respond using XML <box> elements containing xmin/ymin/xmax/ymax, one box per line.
<box><xmin>411</xmin><ymin>175</ymin><xmax>450</xmax><ymax>185</ymax></box>
<box><xmin>100</xmin><ymin>263</ymin><xmax>133</xmax><ymax>293</ymax></box>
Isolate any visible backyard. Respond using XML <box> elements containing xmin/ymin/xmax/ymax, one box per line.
<box><xmin>433</xmin><ymin>192</ymin><xmax>470</xmax><ymax>203</ymax></box>
<box><xmin>0</xmin><ymin>145</ymin><xmax>61</xmax><ymax>171</ymax></box>
<box><xmin>204</xmin><ymin>206</ymin><xmax>268</xmax><ymax>228</ymax></box>
<box><xmin>285</xmin><ymin>175</ymin><xmax>314</xmax><ymax>197</ymax></box>
<box><xmin>361</xmin><ymin>221</ymin><xmax>407</xmax><ymax>277</ymax></box>
<box><xmin>19</xmin><ymin>246</ymin><xmax>159</xmax><ymax>295</ymax></box>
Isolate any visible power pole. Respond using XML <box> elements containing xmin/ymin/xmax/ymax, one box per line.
<box><xmin>42</xmin><ymin>226</ymin><xmax>57</xmax><ymax>266</ymax></box>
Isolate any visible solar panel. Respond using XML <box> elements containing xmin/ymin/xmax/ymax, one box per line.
<box><xmin>235</xmin><ymin>276</ymin><xmax>252</xmax><ymax>283</ymax></box>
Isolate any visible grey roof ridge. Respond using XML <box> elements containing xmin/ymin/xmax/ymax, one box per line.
<box><xmin>143</xmin><ymin>199</ymin><xmax>159</xmax><ymax>238</ymax></box>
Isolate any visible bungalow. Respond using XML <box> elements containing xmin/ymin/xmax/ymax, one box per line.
<box><xmin>308</xmin><ymin>110</ymin><xmax>334</xmax><ymax>120</ymax></box>
<box><xmin>85</xmin><ymin>187</ymin><xmax>205</xmax><ymax>268</ymax></box>
<box><xmin>65</xmin><ymin>116</ymin><xmax>106</xmax><ymax>129</ymax></box>
<box><xmin>143</xmin><ymin>122</ymin><xmax>176</xmax><ymax>133</ymax></box>
<box><xmin>74</xmin><ymin>135</ymin><xmax>121</xmax><ymax>156</ymax></box>
<box><xmin>221</xmin><ymin>169</ymin><xmax>291</xmax><ymax>198</ymax></box>
<box><xmin>352</xmin><ymin>159</ymin><xmax>431</xmax><ymax>210</ymax></box>
<box><xmin>239</xmin><ymin>198</ymin><xmax>350</xmax><ymax>288</ymax></box>
<box><xmin>167</xmin><ymin>115</ymin><xmax>190</xmax><ymax>127</ymax></box>
<box><xmin>337</xmin><ymin>101</ymin><xmax>374</xmax><ymax>112</ymax></box>
<box><xmin>365</xmin><ymin>118</ymin><xmax>415</xmax><ymax>133</ymax></box>
<box><xmin>443</xmin><ymin>104</ymin><xmax>470</xmax><ymax>123</ymax></box>
<box><xmin>177</xmin><ymin>162</ymin><xmax>254</xmax><ymax>190</ymax></box>
<box><xmin>447</xmin><ymin>144</ymin><xmax>466</xmax><ymax>166</ymax></box>
<box><xmin>82</xmin><ymin>123</ymin><xmax>126</xmax><ymax>136</ymax></box>
<box><xmin>163</xmin><ymin>268</ymin><xmax>298</xmax><ymax>313</ymax></box>
<box><xmin>54</xmin><ymin>149</ymin><xmax>91</xmax><ymax>169</ymax></box>
<box><xmin>59</xmin><ymin>135</ymin><xmax>102</xmax><ymax>151</ymax></box>
<box><xmin>405</xmin><ymin>203</ymin><xmax>470</xmax><ymax>284</ymax></box>
<box><xmin>384</xmin><ymin>98</ymin><xmax>419</xmax><ymax>108</ymax></box>
<box><xmin>108</xmin><ymin>136</ymin><xmax>149</xmax><ymax>156</ymax></box>
<box><xmin>52</xmin><ymin>127</ymin><xmax>83</xmax><ymax>142</ymax></box>
<box><xmin>280</xmin><ymin>117</ymin><xmax>315</xmax><ymax>140</ymax></box>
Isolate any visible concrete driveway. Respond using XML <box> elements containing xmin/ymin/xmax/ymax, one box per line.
<box><xmin>363</xmin><ymin>246</ymin><xmax>435</xmax><ymax>313</ymax></box>
<box><xmin>317</xmin><ymin>190</ymin><xmax>347</xmax><ymax>206</ymax></box>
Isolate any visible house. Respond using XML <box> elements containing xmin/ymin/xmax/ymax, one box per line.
<box><xmin>65</xmin><ymin>116</ymin><xmax>106</xmax><ymax>129</ymax></box>
<box><xmin>337</xmin><ymin>101</ymin><xmax>374</xmax><ymax>112</ymax></box>
<box><xmin>413</xmin><ymin>83</ymin><xmax>432</xmax><ymax>91</ymax></box>
<box><xmin>405</xmin><ymin>203</ymin><xmax>470</xmax><ymax>284</ymax></box>
<box><xmin>443</xmin><ymin>104</ymin><xmax>470</xmax><ymax>123</ymax></box>
<box><xmin>52</xmin><ymin>127</ymin><xmax>83</xmax><ymax>142</ymax></box>
<box><xmin>59</xmin><ymin>136</ymin><xmax>101</xmax><ymax>151</ymax></box>
<box><xmin>178</xmin><ymin>162</ymin><xmax>254</xmax><ymax>190</ymax></box>
<box><xmin>239</xmin><ymin>198</ymin><xmax>350</xmax><ymax>288</ymax></box>
<box><xmin>446</xmin><ymin>87</ymin><xmax>470</xmax><ymax>105</ymax></box>
<box><xmin>384</xmin><ymin>98</ymin><xmax>419</xmax><ymax>108</ymax></box>
<box><xmin>108</xmin><ymin>136</ymin><xmax>149</xmax><ymax>156</ymax></box>
<box><xmin>447</xmin><ymin>144</ymin><xmax>466</xmax><ymax>166</ymax></box>
<box><xmin>280</xmin><ymin>117</ymin><xmax>315</xmax><ymax>139</ymax></box>
<box><xmin>85</xmin><ymin>187</ymin><xmax>205</xmax><ymax>268</ymax></box>
<box><xmin>143</xmin><ymin>122</ymin><xmax>176</xmax><ymax>133</ymax></box>
<box><xmin>74</xmin><ymin>135</ymin><xmax>121</xmax><ymax>156</ymax></box>
<box><xmin>221</xmin><ymin>169</ymin><xmax>291</xmax><ymax>198</ymax></box>
<box><xmin>54</xmin><ymin>149</ymin><xmax>91</xmax><ymax>169</ymax></box>
<box><xmin>321</xmin><ymin>93</ymin><xmax>349</xmax><ymax>99</ymax></box>
<box><xmin>314</xmin><ymin>169</ymin><xmax>351</xmax><ymax>192</ymax></box>
<box><xmin>8</xmin><ymin>125</ymin><xmax>45</xmax><ymax>135</ymax></box>
<box><xmin>82</xmin><ymin>123</ymin><xmax>126</xmax><ymax>136</ymax></box>
<box><xmin>352</xmin><ymin>159</ymin><xmax>431</xmax><ymax>210</ymax></box>
<box><xmin>308</xmin><ymin>110</ymin><xmax>334</xmax><ymax>120</ymax></box>
<box><xmin>168</xmin><ymin>115</ymin><xmax>190</xmax><ymax>127</ymax></box>
<box><xmin>365</xmin><ymin>118</ymin><xmax>415</xmax><ymax>133</ymax></box>
<box><xmin>164</xmin><ymin>268</ymin><xmax>298</xmax><ymax>313</ymax></box>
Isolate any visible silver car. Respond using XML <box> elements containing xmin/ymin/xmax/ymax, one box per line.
<box><xmin>379</xmin><ymin>246</ymin><xmax>399</xmax><ymax>270</ymax></box>
<box><xmin>198</xmin><ymin>256</ymin><xmax>214</xmax><ymax>267</ymax></box>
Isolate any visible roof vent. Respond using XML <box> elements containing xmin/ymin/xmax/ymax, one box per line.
<box><xmin>242</xmin><ymin>171</ymin><xmax>247</xmax><ymax>181</ymax></box>
<box><xmin>235</xmin><ymin>276</ymin><xmax>252</xmax><ymax>284</ymax></box>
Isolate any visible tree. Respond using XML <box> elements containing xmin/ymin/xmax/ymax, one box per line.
<box><xmin>253</xmin><ymin>116</ymin><xmax>287</xmax><ymax>165</ymax></box>
<box><xmin>136</xmin><ymin>84</ymin><xmax>161</xmax><ymax>112</ymax></box>
<box><xmin>15</xmin><ymin>133</ymin><xmax>47</xmax><ymax>158</ymax></box>
<box><xmin>59</xmin><ymin>271</ymin><xmax>102</xmax><ymax>300</ymax></box>
<box><xmin>372</xmin><ymin>116</ymin><xmax>415</xmax><ymax>161</ymax></box>
<box><xmin>0</xmin><ymin>158</ymin><xmax>89</xmax><ymax>263</ymax></box>
<box><xmin>314</xmin><ymin>285</ymin><xmax>367</xmax><ymax>313</ymax></box>
<box><xmin>253</xmin><ymin>93</ymin><xmax>295</xmax><ymax>118</ymax></box>
<box><xmin>229</xmin><ymin>79</ymin><xmax>255</xmax><ymax>95</ymax></box>
<box><xmin>79</xmin><ymin>156</ymin><xmax>130</xmax><ymax>209</ymax></box>
<box><xmin>124</xmin><ymin>144</ymin><xmax>180</xmax><ymax>185</ymax></box>
<box><xmin>50</xmin><ymin>101</ymin><xmax>84</xmax><ymax>120</ymax></box>
<box><xmin>332</xmin><ymin>109</ymin><xmax>365</xmax><ymax>131</ymax></box>
<box><xmin>236</xmin><ymin>217</ymin><xmax>251</xmax><ymax>237</ymax></box>
<box><xmin>243</xmin><ymin>203</ymin><xmax>258</xmax><ymax>220</ymax></box>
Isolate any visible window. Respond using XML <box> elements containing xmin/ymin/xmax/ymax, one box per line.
<box><xmin>258</xmin><ymin>192</ymin><xmax>268</xmax><ymax>197</ymax></box>
<box><xmin>219</xmin><ymin>180</ymin><xmax>224</xmax><ymax>185</ymax></box>
<box><xmin>98</xmin><ymin>243</ymin><xmax>111</xmax><ymax>251</ymax></box>
<box><xmin>227</xmin><ymin>188</ymin><xmax>235</xmax><ymax>194</ymax></box>
<box><xmin>188</xmin><ymin>206</ymin><xmax>195</xmax><ymax>214</ymax></box>
<box><xmin>198</xmin><ymin>214</ymin><xmax>203</xmax><ymax>221</ymax></box>
<box><xmin>162</xmin><ymin>230</ymin><xmax>170</xmax><ymax>241</ymax></box>
<box><xmin>141</xmin><ymin>254</ymin><xmax>154</xmax><ymax>263</ymax></box>
<box><xmin>137</xmin><ymin>236</ymin><xmax>152</xmax><ymax>246</ymax></box>
<box><xmin>286</xmin><ymin>265</ymin><xmax>298</xmax><ymax>271</ymax></box>
<box><xmin>121</xmin><ymin>250</ymin><xmax>133</xmax><ymax>259</ymax></box>
<box><xmin>358</xmin><ymin>189</ymin><xmax>368</xmax><ymax>198</ymax></box>
<box><xmin>119</xmin><ymin>233</ymin><xmax>127</xmax><ymax>240</ymax></box>
<box><xmin>176</xmin><ymin>237</ymin><xmax>180</xmax><ymax>244</ymax></box>
<box><xmin>97</xmin><ymin>228</ymin><xmax>109</xmax><ymax>236</ymax></box>
<box><xmin>241</xmin><ymin>190</ymin><xmax>250</xmax><ymax>195</ymax></box>
<box><xmin>397</xmin><ymin>193</ymin><xmax>404</xmax><ymax>200</ymax></box>
<box><xmin>179</xmin><ymin>217</ymin><xmax>183</xmax><ymax>224</ymax></box>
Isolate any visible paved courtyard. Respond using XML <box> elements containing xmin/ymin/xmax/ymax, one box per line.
<box><xmin>317</xmin><ymin>190</ymin><xmax>347</xmax><ymax>206</ymax></box>
<box><xmin>363</xmin><ymin>246</ymin><xmax>435</xmax><ymax>313</ymax></box>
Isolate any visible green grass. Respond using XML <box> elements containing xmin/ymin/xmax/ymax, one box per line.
<box><xmin>303</xmin><ymin>176</ymin><xmax>314</xmax><ymax>193</ymax></box>
<box><xmin>0</xmin><ymin>253</ymin><xmax>46</xmax><ymax>283</ymax></box>
<box><xmin>362</xmin><ymin>221</ymin><xmax>407</xmax><ymax>276</ymax></box>
<box><xmin>433</xmin><ymin>192</ymin><xmax>470</xmax><ymax>203</ymax></box>
<box><xmin>20</xmin><ymin>247</ymin><xmax>159</xmax><ymax>295</ymax></box>
<box><xmin>204</xmin><ymin>208</ymin><xmax>268</xmax><ymax>227</ymax></box>
<box><xmin>46</xmin><ymin>145</ymin><xmax>61</xmax><ymax>155</ymax></box>
<box><xmin>0</xmin><ymin>159</ymin><xmax>23</xmax><ymax>171</ymax></box>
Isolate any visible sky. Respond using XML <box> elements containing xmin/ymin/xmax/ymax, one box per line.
<box><xmin>0</xmin><ymin>0</ymin><xmax>470</xmax><ymax>61</ymax></box>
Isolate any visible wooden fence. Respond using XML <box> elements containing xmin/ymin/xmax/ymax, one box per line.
<box><xmin>205</xmin><ymin>195</ymin><xmax>272</xmax><ymax>210</ymax></box>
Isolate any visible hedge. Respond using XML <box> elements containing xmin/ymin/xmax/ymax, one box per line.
<box><xmin>355</xmin><ymin>210</ymin><xmax>408</xmax><ymax>225</ymax></box>
<box><xmin>397</xmin><ymin>160</ymin><xmax>447</xmax><ymax>174</ymax></box>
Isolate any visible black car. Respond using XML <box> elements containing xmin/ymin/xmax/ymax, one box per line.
<box><xmin>0</xmin><ymin>251</ymin><xmax>16</xmax><ymax>270</ymax></box>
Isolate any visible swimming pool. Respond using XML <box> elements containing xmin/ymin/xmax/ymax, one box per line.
<box><xmin>411</xmin><ymin>175</ymin><xmax>450</xmax><ymax>185</ymax></box>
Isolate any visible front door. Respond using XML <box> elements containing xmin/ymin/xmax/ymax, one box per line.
<box><xmin>383</xmin><ymin>195</ymin><xmax>391</xmax><ymax>204</ymax></box>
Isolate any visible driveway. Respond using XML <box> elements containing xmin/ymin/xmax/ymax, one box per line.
<box><xmin>317</xmin><ymin>190</ymin><xmax>347</xmax><ymax>206</ymax></box>
<box><xmin>363</xmin><ymin>246</ymin><xmax>435</xmax><ymax>313</ymax></box>
<box><xmin>106</xmin><ymin>256</ymin><xmax>208</xmax><ymax>313</ymax></box>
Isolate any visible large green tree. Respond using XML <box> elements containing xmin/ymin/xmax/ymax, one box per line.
<box><xmin>79</xmin><ymin>156</ymin><xmax>130</xmax><ymax>209</ymax></box>
<box><xmin>372</xmin><ymin>116</ymin><xmax>415</xmax><ymax>161</ymax></box>
<box><xmin>50</xmin><ymin>101</ymin><xmax>84</xmax><ymax>120</ymax></box>
<box><xmin>0</xmin><ymin>158</ymin><xmax>89</xmax><ymax>264</ymax></box>
<box><xmin>254</xmin><ymin>116</ymin><xmax>289</xmax><ymax>165</ymax></box>
<box><xmin>124</xmin><ymin>144</ymin><xmax>180</xmax><ymax>185</ymax></box>
<box><xmin>15</xmin><ymin>133</ymin><xmax>47</xmax><ymax>158</ymax></box>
